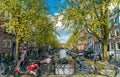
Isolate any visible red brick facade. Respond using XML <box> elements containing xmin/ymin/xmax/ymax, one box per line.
<box><xmin>0</xmin><ymin>29</ymin><xmax>15</xmax><ymax>52</ymax></box>
<box><xmin>77</xmin><ymin>28</ymin><xmax>88</xmax><ymax>51</ymax></box>
<box><xmin>0</xmin><ymin>24</ymin><xmax>15</xmax><ymax>58</ymax></box>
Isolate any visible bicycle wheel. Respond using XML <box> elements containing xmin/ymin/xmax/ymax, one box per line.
<box><xmin>0</xmin><ymin>63</ymin><xmax>5</xmax><ymax>77</ymax></box>
<box><xmin>105</xmin><ymin>64</ymin><xmax>115</xmax><ymax>77</ymax></box>
<box><xmin>93</xmin><ymin>66</ymin><xmax>98</xmax><ymax>76</ymax></box>
<box><xmin>63</xmin><ymin>64</ymin><xmax>74</xmax><ymax>75</ymax></box>
<box><xmin>0</xmin><ymin>63</ymin><xmax>5</xmax><ymax>73</ymax></box>
<box><xmin>40</xmin><ymin>63</ymin><xmax>50</xmax><ymax>76</ymax></box>
<box><xmin>56</xmin><ymin>64</ymin><xmax>65</xmax><ymax>75</ymax></box>
<box><xmin>77</xmin><ymin>65</ymin><xmax>94</xmax><ymax>77</ymax></box>
<box><xmin>83</xmin><ymin>65</ymin><xmax>94</xmax><ymax>74</ymax></box>
<box><xmin>114</xmin><ymin>66</ymin><xmax>120</xmax><ymax>77</ymax></box>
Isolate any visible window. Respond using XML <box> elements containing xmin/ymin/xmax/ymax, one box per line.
<box><xmin>115</xmin><ymin>29</ymin><xmax>120</xmax><ymax>37</ymax></box>
<box><xmin>8</xmin><ymin>39</ymin><xmax>11</xmax><ymax>48</ymax></box>
<box><xmin>114</xmin><ymin>8</ymin><xmax>119</xmax><ymax>26</ymax></box>
<box><xmin>110</xmin><ymin>42</ymin><xmax>114</xmax><ymax>50</ymax></box>
<box><xmin>114</xmin><ymin>17</ymin><xmax>119</xmax><ymax>26</ymax></box>
<box><xmin>107</xmin><ymin>44</ymin><xmax>110</xmax><ymax>51</ymax></box>
<box><xmin>117</xmin><ymin>42</ymin><xmax>120</xmax><ymax>50</ymax></box>
<box><xmin>3</xmin><ymin>39</ymin><xmax>7</xmax><ymax>48</ymax></box>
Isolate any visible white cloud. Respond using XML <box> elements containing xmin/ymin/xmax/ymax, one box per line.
<box><xmin>50</xmin><ymin>14</ymin><xmax>70</xmax><ymax>43</ymax></box>
<box><xmin>56</xmin><ymin>20</ymin><xmax>62</xmax><ymax>27</ymax></box>
<box><xmin>57</xmin><ymin>29</ymin><xmax>71</xmax><ymax>43</ymax></box>
<box><xmin>54</xmin><ymin>14</ymin><xmax>63</xmax><ymax>29</ymax></box>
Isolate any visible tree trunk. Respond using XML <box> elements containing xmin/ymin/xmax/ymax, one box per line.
<box><xmin>102</xmin><ymin>38</ymin><xmax>108</xmax><ymax>61</ymax></box>
<box><xmin>15</xmin><ymin>36</ymin><xmax>19</xmax><ymax>61</ymax></box>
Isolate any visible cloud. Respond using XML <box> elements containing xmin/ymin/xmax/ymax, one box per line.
<box><xmin>57</xmin><ymin>29</ymin><xmax>71</xmax><ymax>43</ymax></box>
<box><xmin>56</xmin><ymin>21</ymin><xmax>62</xmax><ymax>28</ymax></box>
<box><xmin>50</xmin><ymin>14</ymin><xmax>70</xmax><ymax>43</ymax></box>
<box><xmin>55</xmin><ymin>15</ymin><xmax>63</xmax><ymax>29</ymax></box>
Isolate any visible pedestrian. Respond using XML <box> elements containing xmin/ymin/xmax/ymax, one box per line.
<box><xmin>108</xmin><ymin>53</ymin><xmax>113</xmax><ymax>64</ymax></box>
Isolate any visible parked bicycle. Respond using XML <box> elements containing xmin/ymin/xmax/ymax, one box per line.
<box><xmin>73</xmin><ymin>57</ymin><xmax>94</xmax><ymax>77</ymax></box>
<box><xmin>0</xmin><ymin>63</ymin><xmax>6</xmax><ymax>77</ymax></box>
<box><xmin>100</xmin><ymin>59</ymin><xmax>120</xmax><ymax>77</ymax></box>
<box><xmin>0</xmin><ymin>59</ymin><xmax>17</xmax><ymax>77</ymax></box>
<box><xmin>39</xmin><ymin>56</ymin><xmax>52</xmax><ymax>76</ymax></box>
<box><xmin>55</xmin><ymin>58</ymin><xmax>72</xmax><ymax>75</ymax></box>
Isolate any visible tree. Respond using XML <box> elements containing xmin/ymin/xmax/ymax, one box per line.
<box><xmin>62</xmin><ymin>0</ymin><xmax>120</xmax><ymax>61</ymax></box>
<box><xmin>65</xmin><ymin>27</ymin><xmax>88</xmax><ymax>48</ymax></box>
<box><xmin>0</xmin><ymin>0</ymin><xmax>48</xmax><ymax>60</ymax></box>
<box><xmin>0</xmin><ymin>0</ymin><xmax>61</xmax><ymax>59</ymax></box>
<box><xmin>33</xmin><ymin>13</ymin><xmax>61</xmax><ymax>51</ymax></box>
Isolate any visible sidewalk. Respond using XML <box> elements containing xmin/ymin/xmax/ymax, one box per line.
<box><xmin>8</xmin><ymin>74</ymin><xmax>111</xmax><ymax>77</ymax></box>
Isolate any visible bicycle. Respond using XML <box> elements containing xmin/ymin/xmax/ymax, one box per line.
<box><xmin>39</xmin><ymin>63</ymin><xmax>50</xmax><ymax>76</ymax></box>
<box><xmin>114</xmin><ymin>65</ymin><xmax>120</xmax><ymax>77</ymax></box>
<box><xmin>104</xmin><ymin>59</ymin><xmax>120</xmax><ymax>77</ymax></box>
<box><xmin>113</xmin><ymin>60</ymin><xmax>120</xmax><ymax>77</ymax></box>
<box><xmin>0</xmin><ymin>63</ymin><xmax>6</xmax><ymax>77</ymax></box>
<box><xmin>55</xmin><ymin>58</ymin><xmax>74</xmax><ymax>76</ymax></box>
<box><xmin>55</xmin><ymin>58</ymin><xmax>68</xmax><ymax>74</ymax></box>
<box><xmin>39</xmin><ymin>57</ymin><xmax>52</xmax><ymax>76</ymax></box>
<box><xmin>74</xmin><ymin>57</ymin><xmax>94</xmax><ymax>77</ymax></box>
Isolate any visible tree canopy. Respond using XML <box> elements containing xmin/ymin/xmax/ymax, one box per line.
<box><xmin>0</xmin><ymin>0</ymin><xmax>61</xmax><ymax>59</ymax></box>
<box><xmin>61</xmin><ymin>0</ymin><xmax>120</xmax><ymax>60</ymax></box>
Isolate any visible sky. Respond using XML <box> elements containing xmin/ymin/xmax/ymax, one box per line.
<box><xmin>46</xmin><ymin>0</ymin><xmax>70</xmax><ymax>43</ymax></box>
<box><xmin>46</xmin><ymin>0</ymin><xmax>60</xmax><ymax>14</ymax></box>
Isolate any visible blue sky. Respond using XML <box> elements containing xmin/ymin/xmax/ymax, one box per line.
<box><xmin>46</xmin><ymin>0</ymin><xmax>59</xmax><ymax>14</ymax></box>
<box><xmin>46</xmin><ymin>0</ymin><xmax>70</xmax><ymax>43</ymax></box>
<box><xmin>57</xmin><ymin>29</ymin><xmax>70</xmax><ymax>43</ymax></box>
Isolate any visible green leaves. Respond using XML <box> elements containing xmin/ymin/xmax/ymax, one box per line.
<box><xmin>62</xmin><ymin>0</ymin><xmax>120</xmax><ymax>42</ymax></box>
<box><xmin>0</xmin><ymin>0</ymin><xmax>61</xmax><ymax>47</ymax></box>
<box><xmin>61</xmin><ymin>0</ymin><xmax>120</xmax><ymax>60</ymax></box>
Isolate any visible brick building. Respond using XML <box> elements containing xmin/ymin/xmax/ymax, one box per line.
<box><xmin>108</xmin><ymin>24</ymin><xmax>120</xmax><ymax>59</ymax></box>
<box><xmin>87</xmin><ymin>13</ymin><xmax>120</xmax><ymax>59</ymax></box>
<box><xmin>0</xmin><ymin>24</ymin><xmax>15</xmax><ymax>59</ymax></box>
<box><xmin>77</xmin><ymin>28</ymin><xmax>88</xmax><ymax>51</ymax></box>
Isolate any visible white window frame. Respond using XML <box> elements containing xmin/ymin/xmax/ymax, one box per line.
<box><xmin>116</xmin><ymin>42</ymin><xmax>120</xmax><ymax>50</ymax></box>
<box><xmin>8</xmin><ymin>39</ymin><xmax>12</xmax><ymax>48</ymax></box>
<box><xmin>110</xmin><ymin>42</ymin><xmax>114</xmax><ymax>50</ymax></box>
<box><xmin>3</xmin><ymin>39</ymin><xmax>7</xmax><ymax>48</ymax></box>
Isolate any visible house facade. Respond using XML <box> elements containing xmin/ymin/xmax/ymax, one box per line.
<box><xmin>108</xmin><ymin>23</ymin><xmax>120</xmax><ymax>59</ymax></box>
<box><xmin>77</xmin><ymin>28</ymin><xmax>88</xmax><ymax>51</ymax></box>
<box><xmin>77</xmin><ymin>40</ymin><xmax>88</xmax><ymax>51</ymax></box>
<box><xmin>0</xmin><ymin>25</ymin><xmax>15</xmax><ymax>59</ymax></box>
<box><xmin>87</xmin><ymin>15</ymin><xmax>120</xmax><ymax>59</ymax></box>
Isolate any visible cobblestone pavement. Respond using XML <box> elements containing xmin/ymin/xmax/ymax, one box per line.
<box><xmin>7</xmin><ymin>74</ymin><xmax>110</xmax><ymax>77</ymax></box>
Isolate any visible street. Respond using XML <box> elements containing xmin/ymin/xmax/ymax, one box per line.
<box><xmin>0</xmin><ymin>0</ymin><xmax>120</xmax><ymax>77</ymax></box>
